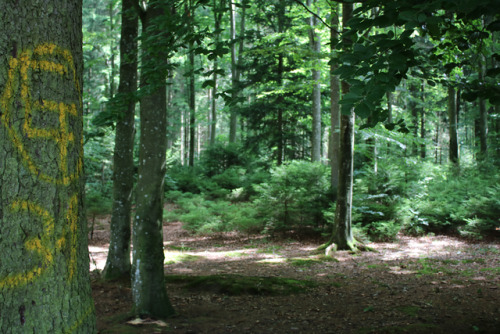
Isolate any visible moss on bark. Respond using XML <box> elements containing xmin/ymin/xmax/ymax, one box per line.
<box><xmin>0</xmin><ymin>1</ymin><xmax>96</xmax><ymax>332</ymax></box>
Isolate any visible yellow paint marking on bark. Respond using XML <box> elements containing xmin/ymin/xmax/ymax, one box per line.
<box><xmin>66</xmin><ymin>194</ymin><xmax>78</xmax><ymax>280</ymax></box>
<box><xmin>0</xmin><ymin>194</ymin><xmax>80</xmax><ymax>288</ymax></box>
<box><xmin>0</xmin><ymin>43</ymin><xmax>83</xmax><ymax>185</ymax></box>
<box><xmin>0</xmin><ymin>200</ymin><xmax>55</xmax><ymax>289</ymax></box>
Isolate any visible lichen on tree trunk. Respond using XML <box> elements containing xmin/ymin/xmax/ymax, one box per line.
<box><xmin>131</xmin><ymin>3</ymin><xmax>175</xmax><ymax>319</ymax></box>
<box><xmin>0</xmin><ymin>1</ymin><xmax>96</xmax><ymax>332</ymax></box>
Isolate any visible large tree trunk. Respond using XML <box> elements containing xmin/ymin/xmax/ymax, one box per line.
<box><xmin>329</xmin><ymin>4</ymin><xmax>340</xmax><ymax>194</ymax></box>
<box><xmin>0</xmin><ymin>1</ymin><xmax>96</xmax><ymax>332</ymax></box>
<box><xmin>448</xmin><ymin>86</ymin><xmax>459</xmax><ymax>165</ymax></box>
<box><xmin>133</xmin><ymin>4</ymin><xmax>175</xmax><ymax>319</ymax></box>
<box><xmin>308</xmin><ymin>0</ymin><xmax>322</xmax><ymax>162</ymax></box>
<box><xmin>331</xmin><ymin>2</ymin><xmax>356</xmax><ymax>251</ymax></box>
<box><xmin>103</xmin><ymin>0</ymin><xmax>139</xmax><ymax>281</ymax></box>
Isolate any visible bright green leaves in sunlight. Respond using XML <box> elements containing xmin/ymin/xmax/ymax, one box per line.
<box><xmin>332</xmin><ymin>0</ymin><xmax>500</xmax><ymax>126</ymax></box>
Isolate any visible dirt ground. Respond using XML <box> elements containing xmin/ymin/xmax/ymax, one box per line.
<box><xmin>89</xmin><ymin>219</ymin><xmax>500</xmax><ymax>334</ymax></box>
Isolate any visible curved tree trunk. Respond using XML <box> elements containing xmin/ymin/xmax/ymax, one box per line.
<box><xmin>103</xmin><ymin>0</ymin><xmax>139</xmax><ymax>281</ymax></box>
<box><xmin>0</xmin><ymin>0</ymin><xmax>96</xmax><ymax>332</ymax></box>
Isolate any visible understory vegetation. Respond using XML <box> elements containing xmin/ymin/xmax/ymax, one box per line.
<box><xmin>86</xmin><ymin>138</ymin><xmax>499</xmax><ymax>242</ymax></box>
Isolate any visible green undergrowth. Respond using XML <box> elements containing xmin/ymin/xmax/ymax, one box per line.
<box><xmin>415</xmin><ymin>258</ymin><xmax>489</xmax><ymax>277</ymax></box>
<box><xmin>164</xmin><ymin>274</ymin><xmax>317</xmax><ymax>295</ymax></box>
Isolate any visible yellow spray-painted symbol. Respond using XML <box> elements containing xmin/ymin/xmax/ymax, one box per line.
<box><xmin>0</xmin><ymin>195</ymin><xmax>79</xmax><ymax>288</ymax></box>
<box><xmin>0</xmin><ymin>43</ymin><xmax>83</xmax><ymax>185</ymax></box>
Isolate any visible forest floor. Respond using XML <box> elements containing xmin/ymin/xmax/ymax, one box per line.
<box><xmin>89</xmin><ymin>218</ymin><xmax>500</xmax><ymax>334</ymax></box>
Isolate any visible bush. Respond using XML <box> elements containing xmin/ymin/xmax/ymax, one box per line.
<box><xmin>397</xmin><ymin>164</ymin><xmax>500</xmax><ymax>238</ymax></box>
<box><xmin>254</xmin><ymin>161</ymin><xmax>330</xmax><ymax>231</ymax></box>
<box><xmin>169</xmin><ymin>193</ymin><xmax>264</xmax><ymax>234</ymax></box>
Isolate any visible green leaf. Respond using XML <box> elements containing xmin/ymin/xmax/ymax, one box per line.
<box><xmin>202</xmin><ymin>80</ymin><xmax>216</xmax><ymax>89</ymax></box>
<box><xmin>355</xmin><ymin>102</ymin><xmax>371</xmax><ymax>118</ymax></box>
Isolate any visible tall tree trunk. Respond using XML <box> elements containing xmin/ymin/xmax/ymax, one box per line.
<box><xmin>448</xmin><ymin>86</ymin><xmax>459</xmax><ymax>165</ymax></box>
<box><xmin>420</xmin><ymin>82</ymin><xmax>426</xmax><ymax>159</ymax></box>
<box><xmin>329</xmin><ymin>4</ymin><xmax>340</xmax><ymax>193</ymax></box>
<box><xmin>108</xmin><ymin>1</ymin><xmax>117</xmax><ymax>99</ymax></box>
<box><xmin>133</xmin><ymin>4</ymin><xmax>175</xmax><ymax>319</ymax></box>
<box><xmin>308</xmin><ymin>0</ymin><xmax>322</xmax><ymax>162</ymax></box>
<box><xmin>189</xmin><ymin>48</ymin><xmax>196</xmax><ymax>166</ymax></box>
<box><xmin>435</xmin><ymin>110</ymin><xmax>440</xmax><ymax>164</ymax></box>
<box><xmin>276</xmin><ymin>1</ymin><xmax>285</xmax><ymax>165</ymax></box>
<box><xmin>103</xmin><ymin>0</ymin><xmax>138</xmax><ymax>281</ymax></box>
<box><xmin>331</xmin><ymin>2</ymin><xmax>356</xmax><ymax>251</ymax></box>
<box><xmin>188</xmin><ymin>1</ymin><xmax>196</xmax><ymax>166</ymax></box>
<box><xmin>0</xmin><ymin>0</ymin><xmax>96</xmax><ymax>332</ymax></box>
<box><xmin>210</xmin><ymin>0</ymin><xmax>225</xmax><ymax>145</ymax></box>
<box><xmin>409</xmin><ymin>83</ymin><xmax>419</xmax><ymax>156</ymax></box>
<box><xmin>229</xmin><ymin>0</ymin><xmax>238</xmax><ymax>142</ymax></box>
<box><xmin>478</xmin><ymin>55</ymin><xmax>488</xmax><ymax>160</ymax></box>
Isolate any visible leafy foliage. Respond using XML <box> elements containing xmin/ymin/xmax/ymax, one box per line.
<box><xmin>254</xmin><ymin>161</ymin><xmax>330</xmax><ymax>231</ymax></box>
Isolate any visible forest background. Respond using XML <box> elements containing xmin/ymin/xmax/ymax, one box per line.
<box><xmin>83</xmin><ymin>0</ymin><xmax>499</xmax><ymax>248</ymax></box>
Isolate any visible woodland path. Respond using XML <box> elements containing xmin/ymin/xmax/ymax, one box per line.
<box><xmin>89</xmin><ymin>220</ymin><xmax>500</xmax><ymax>334</ymax></box>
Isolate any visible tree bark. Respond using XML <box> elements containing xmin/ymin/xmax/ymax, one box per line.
<box><xmin>103</xmin><ymin>0</ymin><xmax>139</xmax><ymax>281</ymax></box>
<box><xmin>189</xmin><ymin>48</ymin><xmax>196</xmax><ymax>167</ymax></box>
<box><xmin>276</xmin><ymin>1</ymin><xmax>286</xmax><ymax>165</ymax></box>
<box><xmin>210</xmin><ymin>0</ymin><xmax>225</xmax><ymax>145</ymax></box>
<box><xmin>133</xmin><ymin>3</ymin><xmax>175</xmax><ymax>319</ymax></box>
<box><xmin>420</xmin><ymin>82</ymin><xmax>426</xmax><ymax>159</ymax></box>
<box><xmin>329</xmin><ymin>3</ymin><xmax>340</xmax><ymax>194</ymax></box>
<box><xmin>447</xmin><ymin>86</ymin><xmax>459</xmax><ymax>165</ymax></box>
<box><xmin>0</xmin><ymin>0</ymin><xmax>96</xmax><ymax>332</ymax></box>
<box><xmin>478</xmin><ymin>55</ymin><xmax>488</xmax><ymax>160</ymax></box>
<box><xmin>229</xmin><ymin>0</ymin><xmax>238</xmax><ymax>142</ymax></box>
<box><xmin>308</xmin><ymin>0</ymin><xmax>322</xmax><ymax>162</ymax></box>
<box><xmin>331</xmin><ymin>2</ymin><xmax>356</xmax><ymax>251</ymax></box>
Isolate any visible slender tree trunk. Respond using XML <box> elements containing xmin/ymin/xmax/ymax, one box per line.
<box><xmin>103</xmin><ymin>0</ymin><xmax>138</xmax><ymax>281</ymax></box>
<box><xmin>409</xmin><ymin>83</ymin><xmax>419</xmax><ymax>156</ymax></box>
<box><xmin>308</xmin><ymin>0</ymin><xmax>322</xmax><ymax>162</ymax></box>
<box><xmin>229</xmin><ymin>0</ymin><xmax>238</xmax><ymax>142</ymax></box>
<box><xmin>276</xmin><ymin>1</ymin><xmax>285</xmax><ymax>165</ymax></box>
<box><xmin>0</xmin><ymin>0</ymin><xmax>96</xmax><ymax>331</ymax></box>
<box><xmin>188</xmin><ymin>1</ymin><xmax>196</xmax><ymax>166</ymax></box>
<box><xmin>189</xmin><ymin>48</ymin><xmax>196</xmax><ymax>166</ymax></box>
<box><xmin>329</xmin><ymin>4</ymin><xmax>340</xmax><ymax>193</ymax></box>
<box><xmin>108</xmin><ymin>1</ymin><xmax>116</xmax><ymax>99</ymax></box>
<box><xmin>435</xmin><ymin>110</ymin><xmax>440</xmax><ymax>164</ymax></box>
<box><xmin>133</xmin><ymin>4</ymin><xmax>175</xmax><ymax>319</ymax></box>
<box><xmin>331</xmin><ymin>3</ymin><xmax>356</xmax><ymax>251</ymax></box>
<box><xmin>420</xmin><ymin>82</ymin><xmax>426</xmax><ymax>159</ymax></box>
<box><xmin>211</xmin><ymin>0</ymin><xmax>225</xmax><ymax>145</ymax></box>
<box><xmin>478</xmin><ymin>56</ymin><xmax>488</xmax><ymax>160</ymax></box>
<box><xmin>448</xmin><ymin>86</ymin><xmax>459</xmax><ymax>165</ymax></box>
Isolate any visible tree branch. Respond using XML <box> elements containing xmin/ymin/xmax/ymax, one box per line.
<box><xmin>292</xmin><ymin>0</ymin><xmax>341</xmax><ymax>34</ymax></box>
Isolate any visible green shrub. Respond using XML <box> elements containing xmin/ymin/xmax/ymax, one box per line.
<box><xmin>254</xmin><ymin>161</ymin><xmax>330</xmax><ymax>231</ymax></box>
<box><xmin>170</xmin><ymin>194</ymin><xmax>264</xmax><ymax>234</ymax></box>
